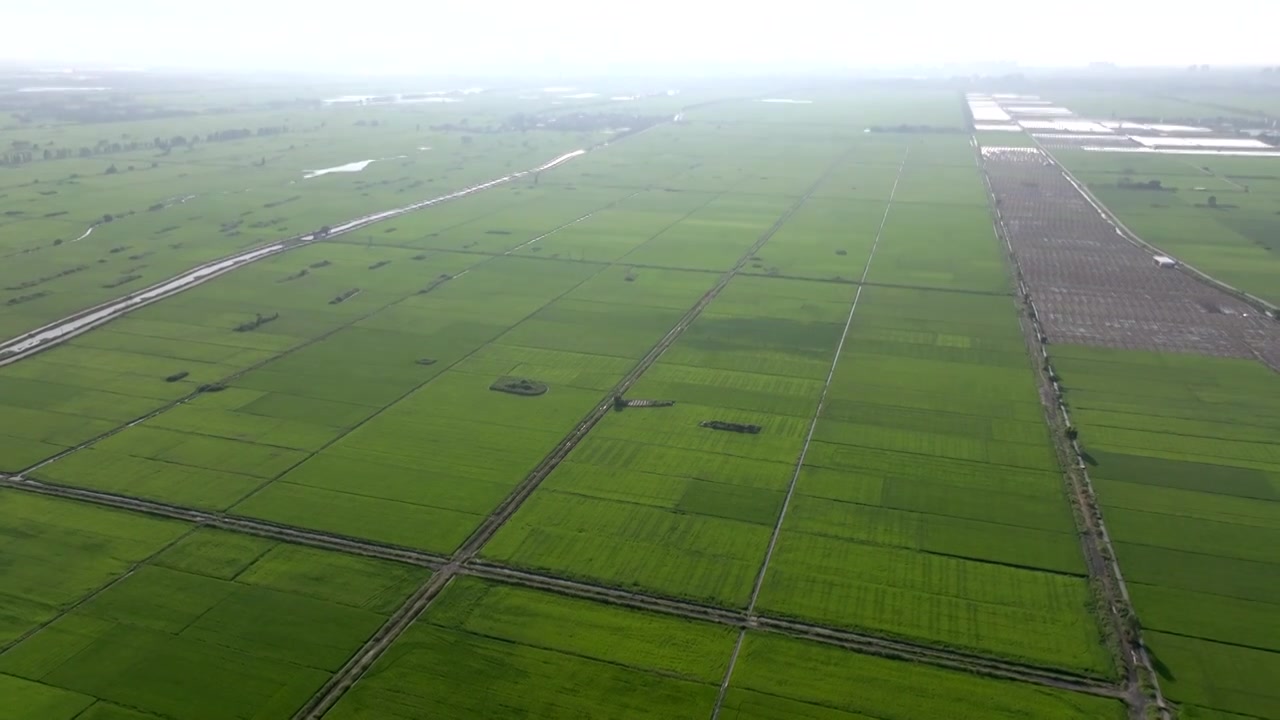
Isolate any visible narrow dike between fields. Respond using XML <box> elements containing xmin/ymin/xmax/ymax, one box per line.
<box><xmin>292</xmin><ymin>149</ymin><xmax>864</xmax><ymax>720</ymax></box>
<box><xmin>0</xmin><ymin>148</ymin><xmax>590</xmax><ymax>367</ymax></box>
<box><xmin>708</xmin><ymin>147</ymin><xmax>909</xmax><ymax>720</ymax></box>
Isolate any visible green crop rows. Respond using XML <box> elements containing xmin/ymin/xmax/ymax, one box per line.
<box><xmin>1052</xmin><ymin>347</ymin><xmax>1280</xmax><ymax>718</ymax></box>
<box><xmin>0</xmin><ymin>492</ymin><xmax>426</xmax><ymax>720</ymax></box>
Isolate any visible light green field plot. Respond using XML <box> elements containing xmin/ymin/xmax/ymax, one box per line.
<box><xmin>721</xmin><ymin>633</ymin><xmax>1127</xmax><ymax>720</ymax></box>
<box><xmin>737</xmin><ymin>197</ymin><xmax>881</xmax><ymax>280</ymax></box>
<box><xmin>325</xmin><ymin>577</ymin><xmax>736</xmax><ymax>719</ymax></box>
<box><xmin>866</xmin><ymin>202</ymin><xmax>1010</xmax><ymax>292</ymax></box>
<box><xmin>0</xmin><ymin>493</ymin><xmax>425</xmax><ymax>720</ymax></box>
<box><xmin>1052</xmin><ymin>346</ymin><xmax>1280</xmax><ymax>715</ymax></box>
<box><xmin>0</xmin><ymin>244</ymin><xmax>478</xmax><ymax>472</ymax></box>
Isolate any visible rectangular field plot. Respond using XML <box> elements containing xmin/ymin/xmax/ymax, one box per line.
<box><xmin>0</xmin><ymin>494</ymin><xmax>426</xmax><ymax>720</ymax></box>
<box><xmin>737</xmin><ymin>197</ymin><xmax>884</xmax><ymax>281</ymax></box>
<box><xmin>618</xmin><ymin>193</ymin><xmax>799</xmax><ymax>271</ymax></box>
<box><xmin>1052</xmin><ymin>346</ymin><xmax>1280</xmax><ymax>716</ymax></box>
<box><xmin>324</xmin><ymin>577</ymin><xmax>736</xmax><ymax>720</ymax></box>
<box><xmin>506</xmin><ymin>188</ymin><xmax>719</xmax><ymax>263</ymax></box>
<box><xmin>865</xmin><ymin>203</ymin><xmax>1009</xmax><ymax>293</ymax></box>
<box><xmin>721</xmin><ymin>633</ymin><xmax>1126</xmax><ymax>720</ymax></box>
<box><xmin>757</xmin><ymin>283</ymin><xmax>1106</xmax><ymax>673</ymax></box>
<box><xmin>485</xmin><ymin>277</ymin><xmax>856</xmax><ymax>605</ymax></box>
<box><xmin>755</xmin><ymin>533</ymin><xmax>1104</xmax><ymax>672</ymax></box>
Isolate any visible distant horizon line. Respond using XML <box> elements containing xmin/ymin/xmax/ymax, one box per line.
<box><xmin>2</xmin><ymin>59</ymin><xmax>1278</xmax><ymax>79</ymax></box>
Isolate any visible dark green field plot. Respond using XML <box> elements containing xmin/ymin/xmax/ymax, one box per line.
<box><xmin>324</xmin><ymin>577</ymin><xmax>736</xmax><ymax>719</ymax></box>
<box><xmin>0</xmin><ymin>492</ymin><xmax>425</xmax><ymax>720</ymax></box>
<box><xmin>1052</xmin><ymin>346</ymin><xmax>1280</xmax><ymax>717</ymax></box>
<box><xmin>720</xmin><ymin>633</ymin><xmax>1127</xmax><ymax>720</ymax></box>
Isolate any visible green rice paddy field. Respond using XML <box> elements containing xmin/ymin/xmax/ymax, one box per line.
<box><xmin>1052</xmin><ymin>347</ymin><xmax>1280</xmax><ymax>719</ymax></box>
<box><xmin>324</xmin><ymin>576</ymin><xmax>1124</xmax><ymax>720</ymax></box>
<box><xmin>0</xmin><ymin>491</ymin><xmax>426</xmax><ymax>720</ymax></box>
<box><xmin>1</xmin><ymin>77</ymin><xmax>1275</xmax><ymax>718</ymax></box>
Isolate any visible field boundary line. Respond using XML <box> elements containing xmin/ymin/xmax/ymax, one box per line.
<box><xmin>745</xmin><ymin>147</ymin><xmax>909</xmax><ymax>611</ymax></box>
<box><xmin>0</xmin><ymin>524</ymin><xmax>201</xmax><ymax>653</ymax></box>
<box><xmin>709</xmin><ymin>147</ymin><xmax>909</xmax><ymax>720</ymax></box>
<box><xmin>0</xmin><ymin>472</ymin><xmax>1127</xmax><ymax>701</ymax></box>
<box><xmin>975</xmin><ymin>135</ymin><xmax>1168</xmax><ymax>720</ymax></box>
<box><xmin>0</xmin><ymin>474</ymin><xmax>447</xmax><ymax>568</ymax></box>
<box><xmin>463</xmin><ymin>561</ymin><xmax>1122</xmax><ymax>695</ymax></box>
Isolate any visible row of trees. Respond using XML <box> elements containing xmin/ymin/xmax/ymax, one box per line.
<box><xmin>0</xmin><ymin>126</ymin><xmax>290</xmax><ymax>167</ymax></box>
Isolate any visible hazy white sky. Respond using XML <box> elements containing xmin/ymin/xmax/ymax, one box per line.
<box><xmin>7</xmin><ymin>0</ymin><xmax>1277</xmax><ymax>74</ymax></box>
